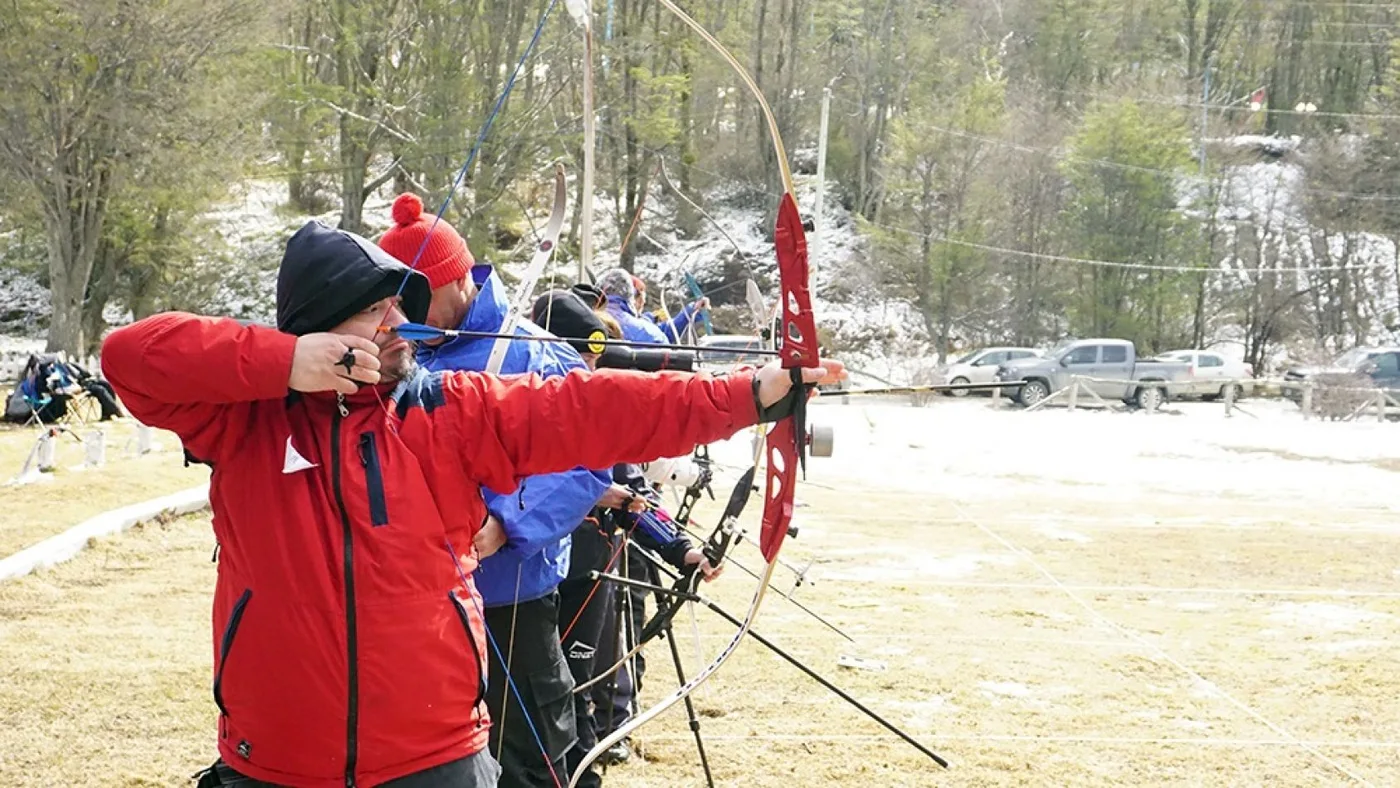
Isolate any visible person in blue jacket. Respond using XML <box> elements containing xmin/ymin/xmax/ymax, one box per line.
<box><xmin>596</xmin><ymin>268</ymin><xmax>708</xmax><ymax>345</ymax></box>
<box><xmin>377</xmin><ymin>194</ymin><xmax>641</xmax><ymax>787</ymax></box>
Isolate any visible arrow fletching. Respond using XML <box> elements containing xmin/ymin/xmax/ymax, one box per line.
<box><xmin>384</xmin><ymin>322</ymin><xmax>445</xmax><ymax>342</ymax></box>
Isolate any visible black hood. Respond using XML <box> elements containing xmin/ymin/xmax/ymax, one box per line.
<box><xmin>276</xmin><ymin>220</ymin><xmax>431</xmax><ymax>336</ymax></box>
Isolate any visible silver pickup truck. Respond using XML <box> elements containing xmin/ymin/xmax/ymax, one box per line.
<box><xmin>994</xmin><ymin>338</ymin><xmax>1192</xmax><ymax>409</ymax></box>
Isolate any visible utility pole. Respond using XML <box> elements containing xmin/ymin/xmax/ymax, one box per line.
<box><xmin>1199</xmin><ymin>55</ymin><xmax>1212</xmax><ymax>178</ymax></box>
<box><xmin>814</xmin><ymin>86</ymin><xmax>832</xmax><ymax>263</ymax></box>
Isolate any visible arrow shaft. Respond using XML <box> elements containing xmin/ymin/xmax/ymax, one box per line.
<box><xmin>834</xmin><ymin>380</ymin><xmax>1027</xmax><ymax>396</ymax></box>
<box><xmin>395</xmin><ymin>324</ymin><xmax>779</xmax><ymax>357</ymax></box>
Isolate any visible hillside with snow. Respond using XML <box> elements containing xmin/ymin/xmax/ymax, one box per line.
<box><xmin>2</xmin><ymin>134</ymin><xmax>1398</xmax><ymax>383</ymax></box>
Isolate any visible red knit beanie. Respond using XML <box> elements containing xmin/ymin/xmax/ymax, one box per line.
<box><xmin>376</xmin><ymin>193</ymin><xmax>475</xmax><ymax>290</ymax></box>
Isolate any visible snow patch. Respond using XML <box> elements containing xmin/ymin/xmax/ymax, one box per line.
<box><xmin>1036</xmin><ymin>524</ymin><xmax>1093</xmax><ymax>543</ymax></box>
<box><xmin>1266</xmin><ymin>602</ymin><xmax>1388</xmax><ymax>631</ymax></box>
<box><xmin>1317</xmin><ymin>638</ymin><xmax>1385</xmax><ymax>654</ymax></box>
<box><xmin>978</xmin><ymin>680</ymin><xmax>1032</xmax><ymax>698</ymax></box>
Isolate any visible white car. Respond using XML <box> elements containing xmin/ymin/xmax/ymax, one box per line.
<box><xmin>941</xmin><ymin>347</ymin><xmax>1040</xmax><ymax>396</ymax></box>
<box><xmin>1154</xmin><ymin>349</ymin><xmax>1255</xmax><ymax>399</ymax></box>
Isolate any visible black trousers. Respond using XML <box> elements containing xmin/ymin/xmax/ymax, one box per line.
<box><xmin>600</xmin><ymin>544</ymin><xmax>657</xmax><ymax>733</ymax></box>
<box><xmin>195</xmin><ymin>751</ymin><xmax>501</xmax><ymax>787</ymax></box>
<box><xmin>557</xmin><ymin>569</ymin><xmax>617</xmax><ymax>788</ymax></box>
<box><xmin>483</xmin><ymin>594</ymin><xmax>576</xmax><ymax>788</ymax></box>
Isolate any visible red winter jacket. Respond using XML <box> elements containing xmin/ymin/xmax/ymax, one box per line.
<box><xmin>102</xmin><ymin>313</ymin><xmax>760</xmax><ymax>788</ymax></box>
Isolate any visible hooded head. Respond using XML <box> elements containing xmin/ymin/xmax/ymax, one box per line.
<box><xmin>276</xmin><ymin>220</ymin><xmax>431</xmax><ymax>382</ymax></box>
<box><xmin>277</xmin><ymin>220</ymin><xmax>430</xmax><ymax>336</ymax></box>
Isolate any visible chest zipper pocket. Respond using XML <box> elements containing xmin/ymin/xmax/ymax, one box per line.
<box><xmin>214</xmin><ymin>589</ymin><xmax>253</xmax><ymax>738</ymax></box>
<box><xmin>358</xmin><ymin>432</ymin><xmax>389</xmax><ymax>527</ymax></box>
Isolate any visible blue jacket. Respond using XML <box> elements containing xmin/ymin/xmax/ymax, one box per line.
<box><xmin>604</xmin><ymin>295</ymin><xmax>697</xmax><ymax>345</ymax></box>
<box><xmin>418</xmin><ymin>266</ymin><xmax>611</xmax><ymax>607</ymax></box>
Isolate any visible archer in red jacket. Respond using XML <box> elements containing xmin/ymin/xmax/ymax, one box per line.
<box><xmin>101</xmin><ymin>220</ymin><xmax>839</xmax><ymax>788</ymax></box>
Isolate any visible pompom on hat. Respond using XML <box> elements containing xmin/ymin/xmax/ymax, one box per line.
<box><xmin>376</xmin><ymin>193</ymin><xmax>476</xmax><ymax>290</ymax></box>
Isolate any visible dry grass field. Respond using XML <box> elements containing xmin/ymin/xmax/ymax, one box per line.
<box><xmin>0</xmin><ymin>421</ymin><xmax>195</xmax><ymax>559</ymax></box>
<box><xmin>1</xmin><ymin>398</ymin><xmax>1398</xmax><ymax>786</ymax></box>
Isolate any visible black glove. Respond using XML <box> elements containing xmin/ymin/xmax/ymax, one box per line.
<box><xmin>752</xmin><ymin>373</ymin><xmax>808</xmax><ymax>424</ymax></box>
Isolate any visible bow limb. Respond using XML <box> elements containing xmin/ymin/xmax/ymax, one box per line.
<box><xmin>484</xmin><ymin>163</ymin><xmax>569</xmax><ymax>375</ymax></box>
<box><xmin>654</xmin><ymin>0</ymin><xmax>792</xmax><ymax>195</ymax></box>
<box><xmin>564</xmin><ymin>0</ymin><xmax>596</xmax><ymax>280</ymax></box>
<box><xmin>654</xmin><ymin>0</ymin><xmax>819</xmax><ymax>551</ymax></box>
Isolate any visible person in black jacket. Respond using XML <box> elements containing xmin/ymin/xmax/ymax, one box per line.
<box><xmin>530</xmin><ymin>290</ymin><xmax>721</xmax><ymax>787</ymax></box>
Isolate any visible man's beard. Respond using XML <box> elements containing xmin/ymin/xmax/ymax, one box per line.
<box><xmin>379</xmin><ymin>343</ymin><xmax>417</xmax><ymax>383</ymax></box>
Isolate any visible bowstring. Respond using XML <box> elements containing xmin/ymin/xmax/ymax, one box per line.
<box><xmin>390</xmin><ymin>0</ymin><xmax>563</xmax><ymax>302</ymax></box>
<box><xmin>445</xmin><ymin>538</ymin><xmax>563</xmax><ymax>788</ymax></box>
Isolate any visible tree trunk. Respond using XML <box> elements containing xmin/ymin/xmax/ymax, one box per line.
<box><xmin>676</xmin><ymin>43</ymin><xmax>699</xmax><ymax>238</ymax></box>
<box><xmin>42</xmin><ymin>163</ymin><xmax>110</xmax><ymax>355</ymax></box>
<box><xmin>45</xmin><ymin>225</ymin><xmax>95</xmax><ymax>356</ymax></box>
<box><xmin>340</xmin><ymin>114</ymin><xmax>368</xmax><ymax>233</ymax></box>
<box><xmin>82</xmin><ymin>239</ymin><xmax>122</xmax><ymax>358</ymax></box>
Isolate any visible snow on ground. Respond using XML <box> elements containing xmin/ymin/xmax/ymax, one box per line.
<box><xmin>785</xmin><ymin>397</ymin><xmax>1398</xmax><ymax>513</ymax></box>
<box><xmin>1267</xmin><ymin>602</ymin><xmax>1389</xmax><ymax>631</ymax></box>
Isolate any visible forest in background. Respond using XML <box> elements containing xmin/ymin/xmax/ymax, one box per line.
<box><xmin>3</xmin><ymin>0</ymin><xmax>1400</xmax><ymax>368</ymax></box>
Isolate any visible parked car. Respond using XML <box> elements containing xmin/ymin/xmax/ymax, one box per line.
<box><xmin>937</xmin><ymin>347</ymin><xmax>1041</xmax><ymax>396</ymax></box>
<box><xmin>1282</xmin><ymin>346</ymin><xmax>1400</xmax><ymax>403</ymax></box>
<box><xmin>994</xmin><ymin>338</ymin><xmax>1192</xmax><ymax>409</ymax></box>
<box><xmin>1152</xmin><ymin>350</ymin><xmax>1255</xmax><ymax>400</ymax></box>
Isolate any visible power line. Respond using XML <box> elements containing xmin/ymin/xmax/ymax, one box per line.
<box><xmin>825</xmin><ymin>95</ymin><xmax>1400</xmax><ymax>202</ymax></box>
<box><xmin>591</xmin><ymin>125</ymin><xmax>1395</xmax><ymax>276</ymax></box>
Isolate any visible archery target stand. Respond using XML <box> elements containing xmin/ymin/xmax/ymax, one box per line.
<box><xmin>123</xmin><ymin>423</ymin><xmax>161</xmax><ymax>457</ymax></box>
<box><xmin>9</xmin><ymin>426</ymin><xmax>72</xmax><ymax>485</ymax></box>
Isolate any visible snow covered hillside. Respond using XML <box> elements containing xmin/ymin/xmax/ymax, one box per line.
<box><xmin>2</xmin><ymin>133</ymin><xmax>1396</xmax><ymax>383</ymax></box>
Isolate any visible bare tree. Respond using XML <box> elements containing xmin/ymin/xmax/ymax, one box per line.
<box><xmin>0</xmin><ymin>0</ymin><xmax>259</xmax><ymax>354</ymax></box>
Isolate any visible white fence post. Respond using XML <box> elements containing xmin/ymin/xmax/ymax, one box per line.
<box><xmin>83</xmin><ymin>429</ymin><xmax>105</xmax><ymax>468</ymax></box>
<box><xmin>36</xmin><ymin>429</ymin><xmax>57</xmax><ymax>472</ymax></box>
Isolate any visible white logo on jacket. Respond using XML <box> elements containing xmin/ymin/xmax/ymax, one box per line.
<box><xmin>283</xmin><ymin>436</ymin><xmax>318</xmax><ymax>474</ymax></box>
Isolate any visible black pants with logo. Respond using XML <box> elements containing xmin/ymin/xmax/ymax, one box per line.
<box><xmin>557</xmin><ymin>566</ymin><xmax>619</xmax><ymax>788</ymax></box>
<box><xmin>484</xmin><ymin>593</ymin><xmax>577</xmax><ymax>788</ymax></box>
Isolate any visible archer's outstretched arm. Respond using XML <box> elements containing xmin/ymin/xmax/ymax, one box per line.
<box><xmin>440</xmin><ymin>368</ymin><xmax>759</xmax><ymax>495</ymax></box>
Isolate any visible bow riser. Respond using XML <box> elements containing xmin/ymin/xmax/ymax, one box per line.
<box><xmin>773</xmin><ymin>194</ymin><xmax>818</xmax><ymax>368</ymax></box>
<box><xmin>760</xmin><ymin>194</ymin><xmax>817</xmax><ymax>562</ymax></box>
